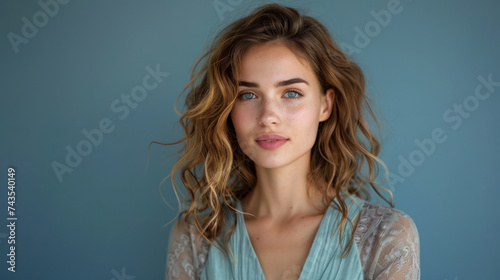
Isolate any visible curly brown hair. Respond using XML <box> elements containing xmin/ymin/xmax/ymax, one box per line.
<box><xmin>158</xmin><ymin>3</ymin><xmax>392</xmax><ymax>259</ymax></box>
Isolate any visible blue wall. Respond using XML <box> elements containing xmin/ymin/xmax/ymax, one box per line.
<box><xmin>1</xmin><ymin>0</ymin><xmax>499</xmax><ymax>279</ymax></box>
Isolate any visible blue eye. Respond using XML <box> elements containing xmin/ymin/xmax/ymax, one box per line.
<box><xmin>284</xmin><ymin>90</ymin><xmax>302</xmax><ymax>98</ymax></box>
<box><xmin>239</xmin><ymin>92</ymin><xmax>256</xmax><ymax>100</ymax></box>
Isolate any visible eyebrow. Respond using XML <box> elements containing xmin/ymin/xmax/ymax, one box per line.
<box><xmin>238</xmin><ymin>78</ymin><xmax>309</xmax><ymax>88</ymax></box>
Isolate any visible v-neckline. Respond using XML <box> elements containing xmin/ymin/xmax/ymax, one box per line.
<box><xmin>235</xmin><ymin>200</ymin><xmax>334</xmax><ymax>280</ymax></box>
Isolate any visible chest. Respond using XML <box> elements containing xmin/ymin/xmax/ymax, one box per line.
<box><xmin>243</xmin><ymin>215</ymin><xmax>324</xmax><ymax>280</ymax></box>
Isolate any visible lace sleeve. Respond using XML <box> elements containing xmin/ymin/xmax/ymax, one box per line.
<box><xmin>165</xmin><ymin>219</ymin><xmax>210</xmax><ymax>280</ymax></box>
<box><xmin>356</xmin><ymin>203</ymin><xmax>420</xmax><ymax>280</ymax></box>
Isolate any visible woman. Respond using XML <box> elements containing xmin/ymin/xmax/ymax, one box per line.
<box><xmin>164</xmin><ymin>3</ymin><xmax>419</xmax><ymax>280</ymax></box>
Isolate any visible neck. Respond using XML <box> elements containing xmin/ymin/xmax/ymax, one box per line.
<box><xmin>241</xmin><ymin>157</ymin><xmax>329</xmax><ymax>222</ymax></box>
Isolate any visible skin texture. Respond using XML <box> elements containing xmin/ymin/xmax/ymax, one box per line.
<box><xmin>230</xmin><ymin>40</ymin><xmax>335</xmax><ymax>279</ymax></box>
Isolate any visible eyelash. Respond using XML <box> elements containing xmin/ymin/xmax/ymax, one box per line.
<box><xmin>238</xmin><ymin>89</ymin><xmax>304</xmax><ymax>100</ymax></box>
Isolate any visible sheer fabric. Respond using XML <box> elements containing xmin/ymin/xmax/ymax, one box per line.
<box><xmin>166</xmin><ymin>201</ymin><xmax>420</xmax><ymax>280</ymax></box>
<box><xmin>200</xmin><ymin>196</ymin><xmax>364</xmax><ymax>279</ymax></box>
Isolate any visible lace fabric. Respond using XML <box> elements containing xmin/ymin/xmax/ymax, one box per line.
<box><xmin>166</xmin><ymin>201</ymin><xmax>420</xmax><ymax>280</ymax></box>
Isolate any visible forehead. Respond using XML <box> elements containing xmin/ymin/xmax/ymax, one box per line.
<box><xmin>238</xmin><ymin>41</ymin><xmax>316</xmax><ymax>82</ymax></box>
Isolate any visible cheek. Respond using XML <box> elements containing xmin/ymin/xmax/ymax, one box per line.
<box><xmin>231</xmin><ymin>106</ymin><xmax>260</xmax><ymax>159</ymax></box>
<box><xmin>286</xmin><ymin>104</ymin><xmax>321</xmax><ymax>142</ymax></box>
<box><xmin>230</xmin><ymin>107</ymin><xmax>242</xmax><ymax>130</ymax></box>
<box><xmin>230</xmin><ymin>105</ymin><xmax>253</xmax><ymax>136</ymax></box>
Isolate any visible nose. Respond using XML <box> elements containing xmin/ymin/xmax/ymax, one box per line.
<box><xmin>257</xmin><ymin>98</ymin><xmax>280</xmax><ymax>126</ymax></box>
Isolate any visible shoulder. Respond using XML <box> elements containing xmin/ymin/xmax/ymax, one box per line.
<box><xmin>357</xmin><ymin>201</ymin><xmax>419</xmax><ymax>237</ymax></box>
<box><xmin>355</xmin><ymin>201</ymin><xmax>420</xmax><ymax>279</ymax></box>
<box><xmin>166</xmin><ymin>218</ymin><xmax>210</xmax><ymax>280</ymax></box>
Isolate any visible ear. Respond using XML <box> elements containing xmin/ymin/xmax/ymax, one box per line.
<box><xmin>319</xmin><ymin>88</ymin><xmax>334</xmax><ymax>122</ymax></box>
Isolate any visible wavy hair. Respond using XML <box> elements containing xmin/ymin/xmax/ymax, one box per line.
<box><xmin>160</xmin><ymin>3</ymin><xmax>393</xmax><ymax>259</ymax></box>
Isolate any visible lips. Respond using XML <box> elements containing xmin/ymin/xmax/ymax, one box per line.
<box><xmin>256</xmin><ymin>134</ymin><xmax>287</xmax><ymax>141</ymax></box>
<box><xmin>255</xmin><ymin>134</ymin><xmax>288</xmax><ymax>150</ymax></box>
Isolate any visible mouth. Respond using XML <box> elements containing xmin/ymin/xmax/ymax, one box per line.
<box><xmin>255</xmin><ymin>134</ymin><xmax>287</xmax><ymax>141</ymax></box>
<box><xmin>255</xmin><ymin>134</ymin><xmax>288</xmax><ymax>150</ymax></box>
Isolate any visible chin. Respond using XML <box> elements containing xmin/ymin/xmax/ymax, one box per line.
<box><xmin>251</xmin><ymin>157</ymin><xmax>292</xmax><ymax>170</ymax></box>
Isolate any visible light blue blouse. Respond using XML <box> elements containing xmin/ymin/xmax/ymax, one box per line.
<box><xmin>200</xmin><ymin>195</ymin><xmax>365</xmax><ymax>279</ymax></box>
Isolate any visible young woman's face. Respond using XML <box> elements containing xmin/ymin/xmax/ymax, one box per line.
<box><xmin>231</xmin><ymin>41</ymin><xmax>333</xmax><ymax>170</ymax></box>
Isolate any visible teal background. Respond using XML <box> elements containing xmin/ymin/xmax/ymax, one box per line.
<box><xmin>1</xmin><ymin>0</ymin><xmax>499</xmax><ymax>279</ymax></box>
